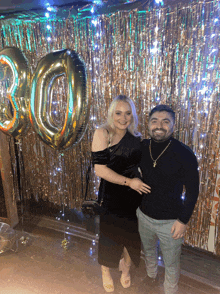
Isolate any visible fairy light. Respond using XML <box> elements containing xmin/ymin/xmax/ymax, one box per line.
<box><xmin>150</xmin><ymin>47</ymin><xmax>158</xmax><ymax>54</ymax></box>
<box><xmin>47</xmin><ymin>6</ymin><xmax>57</xmax><ymax>12</ymax></box>
<box><xmin>208</xmin><ymin>64</ymin><xmax>214</xmax><ymax>69</ymax></box>
<box><xmin>199</xmin><ymin>86</ymin><xmax>208</xmax><ymax>95</ymax></box>
<box><xmin>91</xmin><ymin>19</ymin><xmax>98</xmax><ymax>26</ymax></box>
<box><xmin>210</xmin><ymin>48</ymin><xmax>218</xmax><ymax>55</ymax></box>
<box><xmin>93</xmin><ymin>0</ymin><xmax>103</xmax><ymax>4</ymax></box>
<box><xmin>155</xmin><ymin>0</ymin><xmax>164</xmax><ymax>5</ymax></box>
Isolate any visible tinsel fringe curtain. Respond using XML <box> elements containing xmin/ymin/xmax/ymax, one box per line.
<box><xmin>0</xmin><ymin>2</ymin><xmax>220</xmax><ymax>253</ymax></box>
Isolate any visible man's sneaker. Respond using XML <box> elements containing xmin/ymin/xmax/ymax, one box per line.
<box><xmin>142</xmin><ymin>274</ymin><xmax>160</xmax><ymax>287</ymax></box>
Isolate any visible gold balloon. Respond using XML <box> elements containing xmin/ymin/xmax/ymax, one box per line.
<box><xmin>29</xmin><ymin>49</ymin><xmax>89</xmax><ymax>150</ymax></box>
<box><xmin>0</xmin><ymin>47</ymin><xmax>30</xmax><ymax>138</ymax></box>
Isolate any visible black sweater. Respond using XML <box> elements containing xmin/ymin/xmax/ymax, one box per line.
<box><xmin>140</xmin><ymin>137</ymin><xmax>199</xmax><ymax>224</ymax></box>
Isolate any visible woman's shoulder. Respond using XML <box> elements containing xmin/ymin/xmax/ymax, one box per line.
<box><xmin>92</xmin><ymin>127</ymin><xmax>109</xmax><ymax>152</ymax></box>
<box><xmin>94</xmin><ymin>127</ymin><xmax>109</xmax><ymax>137</ymax></box>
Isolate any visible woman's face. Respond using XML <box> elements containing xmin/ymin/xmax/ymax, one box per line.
<box><xmin>113</xmin><ymin>101</ymin><xmax>133</xmax><ymax>131</ymax></box>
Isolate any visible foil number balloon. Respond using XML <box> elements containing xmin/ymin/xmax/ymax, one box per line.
<box><xmin>0</xmin><ymin>47</ymin><xmax>89</xmax><ymax>150</ymax></box>
<box><xmin>0</xmin><ymin>47</ymin><xmax>29</xmax><ymax>138</ymax></box>
<box><xmin>30</xmin><ymin>49</ymin><xmax>89</xmax><ymax>150</ymax></box>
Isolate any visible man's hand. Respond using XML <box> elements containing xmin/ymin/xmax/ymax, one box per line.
<box><xmin>171</xmin><ymin>220</ymin><xmax>187</xmax><ymax>239</ymax></box>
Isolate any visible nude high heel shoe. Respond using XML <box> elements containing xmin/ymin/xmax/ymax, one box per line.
<box><xmin>119</xmin><ymin>258</ymin><xmax>131</xmax><ymax>288</ymax></box>
<box><xmin>101</xmin><ymin>265</ymin><xmax>114</xmax><ymax>292</ymax></box>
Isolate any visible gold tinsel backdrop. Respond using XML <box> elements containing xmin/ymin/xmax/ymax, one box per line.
<box><xmin>0</xmin><ymin>1</ymin><xmax>220</xmax><ymax>253</ymax></box>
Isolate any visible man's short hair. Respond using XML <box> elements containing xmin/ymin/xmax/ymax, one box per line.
<box><xmin>149</xmin><ymin>104</ymin><xmax>175</xmax><ymax>122</ymax></box>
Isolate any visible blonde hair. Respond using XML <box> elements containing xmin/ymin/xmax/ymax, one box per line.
<box><xmin>102</xmin><ymin>95</ymin><xmax>141</xmax><ymax>143</ymax></box>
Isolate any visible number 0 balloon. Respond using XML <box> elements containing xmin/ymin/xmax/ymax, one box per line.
<box><xmin>29</xmin><ymin>49</ymin><xmax>89</xmax><ymax>150</ymax></box>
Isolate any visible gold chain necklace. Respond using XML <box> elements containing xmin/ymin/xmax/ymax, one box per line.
<box><xmin>149</xmin><ymin>140</ymin><xmax>171</xmax><ymax>168</ymax></box>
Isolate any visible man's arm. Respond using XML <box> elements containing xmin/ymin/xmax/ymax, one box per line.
<box><xmin>171</xmin><ymin>148</ymin><xmax>199</xmax><ymax>239</ymax></box>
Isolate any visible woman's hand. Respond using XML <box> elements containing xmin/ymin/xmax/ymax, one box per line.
<box><xmin>126</xmin><ymin>178</ymin><xmax>151</xmax><ymax>195</ymax></box>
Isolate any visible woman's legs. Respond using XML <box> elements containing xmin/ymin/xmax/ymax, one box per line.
<box><xmin>101</xmin><ymin>265</ymin><xmax>114</xmax><ymax>293</ymax></box>
<box><xmin>123</xmin><ymin>247</ymin><xmax>131</xmax><ymax>265</ymax></box>
<box><xmin>119</xmin><ymin>247</ymin><xmax>131</xmax><ymax>288</ymax></box>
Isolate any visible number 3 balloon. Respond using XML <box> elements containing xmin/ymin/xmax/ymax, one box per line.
<box><xmin>29</xmin><ymin>49</ymin><xmax>89</xmax><ymax>150</ymax></box>
<box><xmin>0</xmin><ymin>47</ymin><xmax>29</xmax><ymax>138</ymax></box>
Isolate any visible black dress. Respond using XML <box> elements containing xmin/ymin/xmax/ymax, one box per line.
<box><xmin>92</xmin><ymin>131</ymin><xmax>142</xmax><ymax>268</ymax></box>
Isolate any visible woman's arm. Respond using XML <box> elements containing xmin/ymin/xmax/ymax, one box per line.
<box><xmin>92</xmin><ymin>128</ymin><xmax>151</xmax><ymax>195</ymax></box>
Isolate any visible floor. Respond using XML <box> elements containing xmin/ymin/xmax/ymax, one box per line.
<box><xmin>0</xmin><ymin>215</ymin><xmax>220</xmax><ymax>294</ymax></box>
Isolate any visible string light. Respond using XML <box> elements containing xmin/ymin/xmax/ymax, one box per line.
<box><xmin>150</xmin><ymin>47</ymin><xmax>158</xmax><ymax>54</ymax></box>
<box><xmin>47</xmin><ymin>6</ymin><xmax>57</xmax><ymax>12</ymax></box>
<box><xmin>155</xmin><ymin>0</ymin><xmax>164</xmax><ymax>5</ymax></box>
<box><xmin>91</xmin><ymin>19</ymin><xmax>98</xmax><ymax>26</ymax></box>
<box><xmin>210</xmin><ymin>48</ymin><xmax>218</xmax><ymax>55</ymax></box>
<box><xmin>199</xmin><ymin>86</ymin><xmax>208</xmax><ymax>95</ymax></box>
<box><xmin>93</xmin><ymin>0</ymin><xmax>103</xmax><ymax>4</ymax></box>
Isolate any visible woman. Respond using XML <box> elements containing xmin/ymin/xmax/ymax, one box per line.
<box><xmin>92</xmin><ymin>95</ymin><xmax>150</xmax><ymax>292</ymax></box>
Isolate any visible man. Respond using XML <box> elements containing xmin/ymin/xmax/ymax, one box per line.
<box><xmin>137</xmin><ymin>105</ymin><xmax>199</xmax><ymax>294</ymax></box>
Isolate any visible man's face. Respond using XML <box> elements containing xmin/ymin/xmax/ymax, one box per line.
<box><xmin>148</xmin><ymin>111</ymin><xmax>175</xmax><ymax>142</ymax></box>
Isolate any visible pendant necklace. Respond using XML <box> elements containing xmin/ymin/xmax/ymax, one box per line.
<box><xmin>149</xmin><ymin>139</ymin><xmax>171</xmax><ymax>168</ymax></box>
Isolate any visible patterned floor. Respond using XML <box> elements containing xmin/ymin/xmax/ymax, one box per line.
<box><xmin>0</xmin><ymin>215</ymin><xmax>219</xmax><ymax>294</ymax></box>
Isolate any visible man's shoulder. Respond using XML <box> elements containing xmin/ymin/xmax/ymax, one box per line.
<box><xmin>172</xmin><ymin>138</ymin><xmax>197</xmax><ymax>159</ymax></box>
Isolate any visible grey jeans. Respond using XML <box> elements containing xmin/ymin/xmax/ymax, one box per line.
<box><xmin>137</xmin><ymin>208</ymin><xmax>183</xmax><ymax>294</ymax></box>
